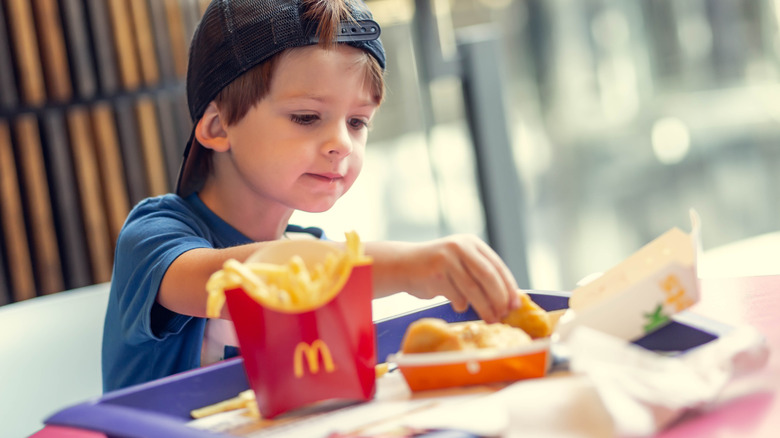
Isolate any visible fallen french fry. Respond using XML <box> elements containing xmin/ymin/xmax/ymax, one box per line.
<box><xmin>190</xmin><ymin>389</ymin><xmax>257</xmax><ymax>419</ymax></box>
<box><xmin>375</xmin><ymin>362</ymin><xmax>390</xmax><ymax>378</ymax></box>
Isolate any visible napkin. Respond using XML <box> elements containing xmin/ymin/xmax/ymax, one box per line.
<box><xmin>562</xmin><ymin>324</ymin><xmax>769</xmax><ymax>437</ymax></box>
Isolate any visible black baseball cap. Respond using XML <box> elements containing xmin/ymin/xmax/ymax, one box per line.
<box><xmin>176</xmin><ymin>0</ymin><xmax>386</xmax><ymax>197</ymax></box>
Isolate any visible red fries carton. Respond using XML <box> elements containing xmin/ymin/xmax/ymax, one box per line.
<box><xmin>207</xmin><ymin>236</ymin><xmax>376</xmax><ymax>418</ymax></box>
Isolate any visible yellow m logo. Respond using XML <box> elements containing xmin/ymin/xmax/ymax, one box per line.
<box><xmin>293</xmin><ymin>340</ymin><xmax>336</xmax><ymax>378</ymax></box>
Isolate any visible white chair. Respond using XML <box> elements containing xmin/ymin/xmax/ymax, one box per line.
<box><xmin>0</xmin><ymin>282</ymin><xmax>109</xmax><ymax>438</ymax></box>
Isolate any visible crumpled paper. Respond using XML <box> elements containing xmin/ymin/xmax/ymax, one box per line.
<box><xmin>564</xmin><ymin>324</ymin><xmax>769</xmax><ymax>437</ymax></box>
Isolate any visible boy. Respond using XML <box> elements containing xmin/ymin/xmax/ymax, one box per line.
<box><xmin>102</xmin><ymin>0</ymin><xmax>520</xmax><ymax>392</ymax></box>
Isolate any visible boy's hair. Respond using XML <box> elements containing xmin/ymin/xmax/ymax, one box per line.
<box><xmin>176</xmin><ymin>0</ymin><xmax>386</xmax><ymax>197</ymax></box>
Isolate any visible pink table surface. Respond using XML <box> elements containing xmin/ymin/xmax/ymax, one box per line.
<box><xmin>658</xmin><ymin>275</ymin><xmax>780</xmax><ymax>438</ymax></box>
<box><xmin>29</xmin><ymin>425</ymin><xmax>107</xmax><ymax>438</ymax></box>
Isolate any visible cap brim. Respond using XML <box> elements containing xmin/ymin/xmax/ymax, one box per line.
<box><xmin>175</xmin><ymin>127</ymin><xmax>208</xmax><ymax>197</ymax></box>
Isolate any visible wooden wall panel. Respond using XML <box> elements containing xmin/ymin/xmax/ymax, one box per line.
<box><xmin>85</xmin><ymin>0</ymin><xmax>120</xmax><ymax>94</ymax></box>
<box><xmin>14</xmin><ymin>115</ymin><xmax>64</xmax><ymax>294</ymax></box>
<box><xmin>6</xmin><ymin>0</ymin><xmax>47</xmax><ymax>105</ymax></box>
<box><xmin>32</xmin><ymin>0</ymin><xmax>73</xmax><ymax>102</ymax></box>
<box><xmin>66</xmin><ymin>108</ymin><xmax>113</xmax><ymax>284</ymax></box>
<box><xmin>130</xmin><ymin>0</ymin><xmax>160</xmax><ymax>86</ymax></box>
<box><xmin>0</xmin><ymin>119</ymin><xmax>36</xmax><ymax>301</ymax></box>
<box><xmin>91</xmin><ymin>103</ymin><xmax>130</xmax><ymax>244</ymax></box>
<box><xmin>136</xmin><ymin>97</ymin><xmax>169</xmax><ymax>196</ymax></box>
<box><xmin>0</xmin><ymin>2</ymin><xmax>18</xmax><ymax>109</ymax></box>
<box><xmin>164</xmin><ymin>0</ymin><xmax>189</xmax><ymax>79</ymax></box>
<box><xmin>0</xmin><ymin>0</ymin><xmax>201</xmax><ymax>302</ymax></box>
<box><xmin>60</xmin><ymin>0</ymin><xmax>98</xmax><ymax>99</ymax></box>
<box><xmin>41</xmin><ymin>110</ymin><xmax>91</xmax><ymax>290</ymax></box>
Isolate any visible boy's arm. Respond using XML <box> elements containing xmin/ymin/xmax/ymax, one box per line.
<box><xmin>365</xmin><ymin>235</ymin><xmax>520</xmax><ymax>323</ymax></box>
<box><xmin>158</xmin><ymin>234</ymin><xmax>519</xmax><ymax>323</ymax></box>
<box><xmin>157</xmin><ymin>243</ymin><xmax>267</xmax><ymax>319</ymax></box>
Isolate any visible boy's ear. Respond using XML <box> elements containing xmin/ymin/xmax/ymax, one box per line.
<box><xmin>194</xmin><ymin>102</ymin><xmax>230</xmax><ymax>152</ymax></box>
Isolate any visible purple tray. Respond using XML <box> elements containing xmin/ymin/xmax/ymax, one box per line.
<box><xmin>45</xmin><ymin>291</ymin><xmax>723</xmax><ymax>438</ymax></box>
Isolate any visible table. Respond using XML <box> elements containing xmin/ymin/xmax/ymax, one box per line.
<box><xmin>32</xmin><ymin>278</ymin><xmax>778</xmax><ymax>437</ymax></box>
<box><xmin>26</xmin><ymin>223</ymin><xmax>780</xmax><ymax>438</ymax></box>
<box><xmin>657</xmin><ymin>275</ymin><xmax>780</xmax><ymax>438</ymax></box>
<box><xmin>698</xmin><ymin>231</ymin><xmax>780</xmax><ymax>279</ymax></box>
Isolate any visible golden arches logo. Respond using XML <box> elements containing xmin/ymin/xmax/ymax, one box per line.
<box><xmin>293</xmin><ymin>340</ymin><xmax>336</xmax><ymax>378</ymax></box>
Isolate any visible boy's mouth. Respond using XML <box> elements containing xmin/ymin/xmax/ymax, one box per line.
<box><xmin>307</xmin><ymin>172</ymin><xmax>343</xmax><ymax>183</ymax></box>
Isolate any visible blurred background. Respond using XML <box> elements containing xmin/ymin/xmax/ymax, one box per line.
<box><xmin>1</xmin><ymin>0</ymin><xmax>779</xmax><ymax>302</ymax></box>
<box><xmin>296</xmin><ymin>0</ymin><xmax>780</xmax><ymax>292</ymax></box>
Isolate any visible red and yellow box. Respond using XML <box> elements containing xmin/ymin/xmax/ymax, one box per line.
<box><xmin>208</xmin><ymin>238</ymin><xmax>376</xmax><ymax>418</ymax></box>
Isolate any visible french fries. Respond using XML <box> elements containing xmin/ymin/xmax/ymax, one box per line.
<box><xmin>206</xmin><ymin>231</ymin><xmax>371</xmax><ymax>316</ymax></box>
<box><xmin>191</xmin><ymin>363</ymin><xmax>393</xmax><ymax>421</ymax></box>
<box><xmin>375</xmin><ymin>362</ymin><xmax>390</xmax><ymax>379</ymax></box>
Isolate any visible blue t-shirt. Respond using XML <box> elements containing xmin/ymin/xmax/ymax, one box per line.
<box><xmin>101</xmin><ymin>193</ymin><xmax>322</xmax><ymax>392</ymax></box>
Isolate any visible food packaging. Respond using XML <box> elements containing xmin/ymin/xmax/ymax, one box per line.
<box><xmin>388</xmin><ymin>338</ymin><xmax>551</xmax><ymax>392</ymax></box>
<box><xmin>221</xmin><ymin>240</ymin><xmax>376</xmax><ymax>418</ymax></box>
<box><xmin>556</xmin><ymin>213</ymin><xmax>702</xmax><ymax>342</ymax></box>
<box><xmin>388</xmin><ymin>213</ymin><xmax>701</xmax><ymax>393</ymax></box>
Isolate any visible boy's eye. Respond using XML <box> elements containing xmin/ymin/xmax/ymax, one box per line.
<box><xmin>348</xmin><ymin>118</ymin><xmax>369</xmax><ymax>130</ymax></box>
<box><xmin>291</xmin><ymin>114</ymin><xmax>318</xmax><ymax>125</ymax></box>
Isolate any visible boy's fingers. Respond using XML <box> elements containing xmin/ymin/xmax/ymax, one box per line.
<box><xmin>441</xmin><ymin>266</ymin><xmax>468</xmax><ymax>313</ymax></box>
<box><xmin>459</xmin><ymin>247</ymin><xmax>514</xmax><ymax>321</ymax></box>
<box><xmin>508</xmin><ymin>289</ymin><xmax>521</xmax><ymax>309</ymax></box>
<box><xmin>475</xmin><ymin>241</ymin><xmax>519</xmax><ymax>310</ymax></box>
<box><xmin>447</xmin><ymin>289</ymin><xmax>469</xmax><ymax>313</ymax></box>
<box><xmin>446</xmin><ymin>268</ymin><xmax>497</xmax><ymax>322</ymax></box>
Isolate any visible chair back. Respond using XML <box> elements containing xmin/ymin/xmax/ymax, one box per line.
<box><xmin>0</xmin><ymin>283</ymin><xmax>109</xmax><ymax>438</ymax></box>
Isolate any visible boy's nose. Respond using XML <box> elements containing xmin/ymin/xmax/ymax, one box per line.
<box><xmin>322</xmin><ymin>123</ymin><xmax>353</xmax><ymax>156</ymax></box>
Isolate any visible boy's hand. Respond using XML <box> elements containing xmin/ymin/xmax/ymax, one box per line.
<box><xmin>367</xmin><ymin>235</ymin><xmax>521</xmax><ymax>323</ymax></box>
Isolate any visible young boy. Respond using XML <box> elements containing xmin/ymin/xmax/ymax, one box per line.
<box><xmin>102</xmin><ymin>0</ymin><xmax>520</xmax><ymax>392</ymax></box>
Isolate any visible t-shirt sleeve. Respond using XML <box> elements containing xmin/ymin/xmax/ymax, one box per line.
<box><xmin>111</xmin><ymin>200</ymin><xmax>213</xmax><ymax>345</ymax></box>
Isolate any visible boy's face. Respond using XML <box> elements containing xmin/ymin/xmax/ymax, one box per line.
<box><xmin>213</xmin><ymin>45</ymin><xmax>379</xmax><ymax>214</ymax></box>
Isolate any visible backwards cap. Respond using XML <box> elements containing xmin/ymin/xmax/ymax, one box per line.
<box><xmin>176</xmin><ymin>0</ymin><xmax>385</xmax><ymax>197</ymax></box>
